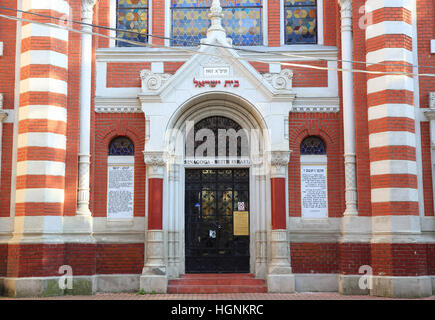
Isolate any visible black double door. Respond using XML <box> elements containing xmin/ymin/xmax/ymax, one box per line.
<box><xmin>185</xmin><ymin>168</ymin><xmax>250</xmax><ymax>273</ymax></box>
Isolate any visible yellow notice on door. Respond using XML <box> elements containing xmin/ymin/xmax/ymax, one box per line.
<box><xmin>233</xmin><ymin>211</ymin><xmax>249</xmax><ymax>236</ymax></box>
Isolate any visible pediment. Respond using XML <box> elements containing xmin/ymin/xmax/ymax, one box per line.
<box><xmin>138</xmin><ymin>37</ymin><xmax>295</xmax><ymax>103</ymax></box>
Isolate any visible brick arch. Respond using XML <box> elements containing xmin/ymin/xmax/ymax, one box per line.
<box><xmin>288</xmin><ymin>113</ymin><xmax>345</xmax><ymax>218</ymax></box>
<box><xmin>92</xmin><ymin>114</ymin><xmax>146</xmax><ymax>218</ymax></box>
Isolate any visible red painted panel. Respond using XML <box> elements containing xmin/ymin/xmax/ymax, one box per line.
<box><xmin>148</xmin><ymin>178</ymin><xmax>163</xmax><ymax>230</ymax></box>
<box><xmin>271</xmin><ymin>177</ymin><xmax>286</xmax><ymax>229</ymax></box>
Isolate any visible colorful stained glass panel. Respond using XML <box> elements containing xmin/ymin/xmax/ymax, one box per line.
<box><xmin>171</xmin><ymin>1</ymin><xmax>262</xmax><ymax>46</ymax></box>
<box><xmin>109</xmin><ymin>137</ymin><xmax>135</xmax><ymax>156</ymax></box>
<box><xmin>285</xmin><ymin>0</ymin><xmax>317</xmax><ymax>44</ymax></box>
<box><xmin>300</xmin><ymin>136</ymin><xmax>326</xmax><ymax>155</ymax></box>
<box><xmin>117</xmin><ymin>0</ymin><xmax>148</xmax><ymax>47</ymax></box>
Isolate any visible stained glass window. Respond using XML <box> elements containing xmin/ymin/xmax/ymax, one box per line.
<box><xmin>284</xmin><ymin>0</ymin><xmax>317</xmax><ymax>44</ymax></box>
<box><xmin>171</xmin><ymin>0</ymin><xmax>263</xmax><ymax>46</ymax></box>
<box><xmin>109</xmin><ymin>137</ymin><xmax>135</xmax><ymax>156</ymax></box>
<box><xmin>117</xmin><ymin>0</ymin><xmax>148</xmax><ymax>47</ymax></box>
<box><xmin>300</xmin><ymin>136</ymin><xmax>326</xmax><ymax>155</ymax></box>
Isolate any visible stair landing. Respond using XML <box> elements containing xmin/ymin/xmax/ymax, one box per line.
<box><xmin>168</xmin><ymin>273</ymin><xmax>267</xmax><ymax>294</ymax></box>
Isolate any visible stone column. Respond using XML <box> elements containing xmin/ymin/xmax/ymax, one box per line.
<box><xmin>425</xmin><ymin>93</ymin><xmax>435</xmax><ymax>212</ymax></box>
<box><xmin>365</xmin><ymin>0</ymin><xmax>429</xmax><ymax>298</ymax></box>
<box><xmin>338</xmin><ymin>0</ymin><xmax>358</xmax><ymax>217</ymax></box>
<box><xmin>266</xmin><ymin>151</ymin><xmax>295</xmax><ymax>293</ymax></box>
<box><xmin>76</xmin><ymin>0</ymin><xmax>97</xmax><ymax>216</ymax></box>
<box><xmin>140</xmin><ymin>151</ymin><xmax>168</xmax><ymax>293</ymax></box>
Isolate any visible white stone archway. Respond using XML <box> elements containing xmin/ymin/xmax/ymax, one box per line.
<box><xmin>163</xmin><ymin>92</ymin><xmax>272</xmax><ymax>279</ymax></box>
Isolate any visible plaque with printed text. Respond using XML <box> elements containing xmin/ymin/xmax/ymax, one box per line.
<box><xmin>301</xmin><ymin>165</ymin><xmax>328</xmax><ymax>218</ymax></box>
<box><xmin>233</xmin><ymin>211</ymin><xmax>249</xmax><ymax>236</ymax></box>
<box><xmin>107</xmin><ymin>165</ymin><xmax>134</xmax><ymax>219</ymax></box>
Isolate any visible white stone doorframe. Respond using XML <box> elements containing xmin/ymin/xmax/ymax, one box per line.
<box><xmin>162</xmin><ymin>95</ymin><xmax>275</xmax><ymax>280</ymax></box>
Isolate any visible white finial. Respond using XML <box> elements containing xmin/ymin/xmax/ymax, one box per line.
<box><xmin>207</xmin><ymin>0</ymin><xmax>226</xmax><ymax>37</ymax></box>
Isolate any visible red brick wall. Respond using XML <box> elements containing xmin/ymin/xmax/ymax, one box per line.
<box><xmin>323</xmin><ymin>0</ymin><xmax>337</xmax><ymax>46</ymax></box>
<box><xmin>290</xmin><ymin>243</ymin><xmax>339</xmax><ymax>273</ymax></box>
<box><xmin>64</xmin><ymin>0</ymin><xmax>82</xmax><ymax>217</ymax></box>
<box><xmin>288</xmin><ymin>112</ymin><xmax>345</xmax><ymax>218</ymax></box>
<box><xmin>107</xmin><ymin>62</ymin><xmax>151</xmax><ymax>88</ymax></box>
<box><xmin>371</xmin><ymin>243</ymin><xmax>428</xmax><ymax>277</ymax></box>
<box><xmin>97</xmin><ymin>0</ymin><xmax>110</xmax><ymax>48</ymax></box>
<box><xmin>92</xmin><ymin>113</ymin><xmax>146</xmax><ymax>217</ymax></box>
<box><xmin>0</xmin><ymin>244</ymin><xmax>8</xmax><ymax>277</ymax></box>
<box><xmin>352</xmin><ymin>0</ymin><xmax>371</xmax><ymax>217</ymax></box>
<box><xmin>417</xmin><ymin>0</ymin><xmax>434</xmax><ymax>109</ymax></box>
<box><xmin>96</xmin><ymin>243</ymin><xmax>144</xmax><ymax>274</ymax></box>
<box><xmin>339</xmin><ymin>243</ymin><xmax>371</xmax><ymax>275</ymax></box>
<box><xmin>421</xmin><ymin>123</ymin><xmax>434</xmax><ymax>216</ymax></box>
<box><xmin>5</xmin><ymin>243</ymin><xmax>144</xmax><ymax>277</ymax></box>
<box><xmin>428</xmin><ymin>244</ymin><xmax>435</xmax><ymax>275</ymax></box>
<box><xmin>0</xmin><ymin>1</ymin><xmax>17</xmax><ymax>218</ymax></box>
<box><xmin>267</xmin><ymin>0</ymin><xmax>280</xmax><ymax>47</ymax></box>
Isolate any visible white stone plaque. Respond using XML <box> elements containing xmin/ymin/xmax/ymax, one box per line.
<box><xmin>107</xmin><ymin>165</ymin><xmax>134</xmax><ymax>219</ymax></box>
<box><xmin>301</xmin><ymin>165</ymin><xmax>328</xmax><ymax>218</ymax></box>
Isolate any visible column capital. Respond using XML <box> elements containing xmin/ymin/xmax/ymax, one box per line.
<box><xmin>144</xmin><ymin>151</ymin><xmax>167</xmax><ymax>179</ymax></box>
<box><xmin>338</xmin><ymin>0</ymin><xmax>352</xmax><ymax>32</ymax></box>
<box><xmin>269</xmin><ymin>150</ymin><xmax>290</xmax><ymax>178</ymax></box>
<box><xmin>81</xmin><ymin>0</ymin><xmax>97</xmax><ymax>24</ymax></box>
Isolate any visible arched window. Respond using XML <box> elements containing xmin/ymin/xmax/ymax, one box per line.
<box><xmin>300</xmin><ymin>136</ymin><xmax>326</xmax><ymax>155</ymax></box>
<box><xmin>107</xmin><ymin>136</ymin><xmax>135</xmax><ymax>219</ymax></box>
<box><xmin>109</xmin><ymin>136</ymin><xmax>135</xmax><ymax>156</ymax></box>
<box><xmin>284</xmin><ymin>0</ymin><xmax>317</xmax><ymax>44</ymax></box>
<box><xmin>171</xmin><ymin>0</ymin><xmax>263</xmax><ymax>46</ymax></box>
<box><xmin>300</xmin><ymin>136</ymin><xmax>327</xmax><ymax>218</ymax></box>
<box><xmin>116</xmin><ymin>0</ymin><xmax>149</xmax><ymax>47</ymax></box>
<box><xmin>185</xmin><ymin>116</ymin><xmax>249</xmax><ymax>163</ymax></box>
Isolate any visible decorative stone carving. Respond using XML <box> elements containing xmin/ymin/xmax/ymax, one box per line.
<box><xmin>81</xmin><ymin>0</ymin><xmax>97</xmax><ymax>24</ymax></box>
<box><xmin>344</xmin><ymin>153</ymin><xmax>358</xmax><ymax>216</ymax></box>
<box><xmin>263</xmin><ymin>69</ymin><xmax>293</xmax><ymax>90</ymax></box>
<box><xmin>95</xmin><ymin>105</ymin><xmax>142</xmax><ymax>113</ymax></box>
<box><xmin>269</xmin><ymin>150</ymin><xmax>290</xmax><ymax>178</ymax></box>
<box><xmin>338</xmin><ymin>0</ymin><xmax>352</xmax><ymax>32</ymax></box>
<box><xmin>292</xmin><ymin>105</ymin><xmax>340</xmax><ymax>113</ymax></box>
<box><xmin>144</xmin><ymin>151</ymin><xmax>167</xmax><ymax>179</ymax></box>
<box><xmin>140</xmin><ymin>69</ymin><xmax>171</xmax><ymax>91</ymax></box>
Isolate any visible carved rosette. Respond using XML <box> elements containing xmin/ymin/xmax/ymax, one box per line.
<box><xmin>263</xmin><ymin>69</ymin><xmax>293</xmax><ymax>91</ymax></box>
<box><xmin>144</xmin><ymin>151</ymin><xmax>167</xmax><ymax>179</ymax></box>
<box><xmin>81</xmin><ymin>0</ymin><xmax>97</xmax><ymax>24</ymax></box>
<box><xmin>140</xmin><ymin>69</ymin><xmax>171</xmax><ymax>92</ymax></box>
<box><xmin>269</xmin><ymin>151</ymin><xmax>290</xmax><ymax>178</ymax></box>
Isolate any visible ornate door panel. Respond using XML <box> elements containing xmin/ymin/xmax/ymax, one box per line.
<box><xmin>185</xmin><ymin>168</ymin><xmax>250</xmax><ymax>273</ymax></box>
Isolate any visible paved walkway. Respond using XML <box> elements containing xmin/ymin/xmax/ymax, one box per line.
<box><xmin>1</xmin><ymin>292</ymin><xmax>434</xmax><ymax>300</ymax></box>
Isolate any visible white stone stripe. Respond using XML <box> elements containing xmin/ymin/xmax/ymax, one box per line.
<box><xmin>15</xmin><ymin>188</ymin><xmax>65</xmax><ymax>203</ymax></box>
<box><xmin>20</xmin><ymin>78</ymin><xmax>67</xmax><ymax>95</ymax></box>
<box><xmin>371</xmin><ymin>188</ymin><xmax>418</xmax><ymax>203</ymax></box>
<box><xmin>21</xmin><ymin>23</ymin><xmax>68</xmax><ymax>42</ymax></box>
<box><xmin>22</xmin><ymin>0</ymin><xmax>70</xmax><ymax>15</ymax></box>
<box><xmin>16</xmin><ymin>161</ymin><xmax>65</xmax><ymax>177</ymax></box>
<box><xmin>18</xmin><ymin>132</ymin><xmax>66</xmax><ymax>150</ymax></box>
<box><xmin>369</xmin><ymin>131</ymin><xmax>416</xmax><ymax>149</ymax></box>
<box><xmin>366</xmin><ymin>48</ymin><xmax>413</xmax><ymax>65</ymax></box>
<box><xmin>370</xmin><ymin>160</ymin><xmax>417</xmax><ymax>176</ymax></box>
<box><xmin>19</xmin><ymin>105</ymin><xmax>67</xmax><ymax>122</ymax></box>
<box><xmin>365</xmin><ymin>0</ymin><xmax>412</xmax><ymax>13</ymax></box>
<box><xmin>21</xmin><ymin>50</ymin><xmax>68</xmax><ymax>69</ymax></box>
<box><xmin>367</xmin><ymin>75</ymin><xmax>413</xmax><ymax>94</ymax></box>
<box><xmin>368</xmin><ymin>104</ymin><xmax>415</xmax><ymax>121</ymax></box>
<box><xmin>366</xmin><ymin>21</ymin><xmax>412</xmax><ymax>40</ymax></box>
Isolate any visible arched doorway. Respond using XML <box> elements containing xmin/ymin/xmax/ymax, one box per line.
<box><xmin>165</xmin><ymin>93</ymin><xmax>270</xmax><ymax>278</ymax></box>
